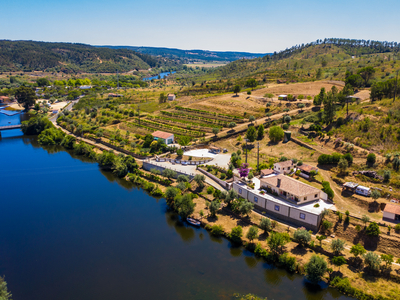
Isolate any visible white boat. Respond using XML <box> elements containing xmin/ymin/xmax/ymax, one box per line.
<box><xmin>186</xmin><ymin>217</ymin><xmax>201</xmax><ymax>226</ymax></box>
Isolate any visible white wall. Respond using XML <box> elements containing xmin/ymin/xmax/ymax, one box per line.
<box><xmin>266</xmin><ymin>200</ymin><xmax>289</xmax><ymax>217</ymax></box>
<box><xmin>289</xmin><ymin>207</ymin><xmax>319</xmax><ymax>226</ymax></box>
<box><xmin>248</xmin><ymin>191</ymin><xmax>267</xmax><ymax>209</ymax></box>
<box><xmin>383</xmin><ymin>211</ymin><xmax>395</xmax><ymax>220</ymax></box>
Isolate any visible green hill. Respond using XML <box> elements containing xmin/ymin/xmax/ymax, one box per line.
<box><xmin>0</xmin><ymin>40</ymin><xmax>180</xmax><ymax>73</ymax></box>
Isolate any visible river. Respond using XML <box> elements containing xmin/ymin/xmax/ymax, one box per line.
<box><xmin>0</xmin><ymin>122</ymin><xmax>352</xmax><ymax>299</ymax></box>
<box><xmin>143</xmin><ymin>71</ymin><xmax>176</xmax><ymax>81</ymax></box>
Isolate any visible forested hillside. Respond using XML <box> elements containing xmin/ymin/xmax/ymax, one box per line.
<box><xmin>0</xmin><ymin>40</ymin><xmax>180</xmax><ymax>73</ymax></box>
<box><xmin>98</xmin><ymin>45</ymin><xmax>268</xmax><ymax>62</ymax></box>
<box><xmin>197</xmin><ymin>38</ymin><xmax>400</xmax><ymax>84</ymax></box>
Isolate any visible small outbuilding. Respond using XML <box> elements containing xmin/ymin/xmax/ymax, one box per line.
<box><xmin>278</xmin><ymin>95</ymin><xmax>288</xmax><ymax>101</ymax></box>
<box><xmin>152</xmin><ymin>131</ymin><xmax>174</xmax><ymax>145</ymax></box>
<box><xmin>273</xmin><ymin>160</ymin><xmax>294</xmax><ymax>175</ymax></box>
<box><xmin>383</xmin><ymin>203</ymin><xmax>400</xmax><ymax>222</ymax></box>
<box><xmin>260</xmin><ymin>169</ymin><xmax>276</xmax><ymax>177</ymax></box>
<box><xmin>343</xmin><ymin>182</ymin><xmax>359</xmax><ymax>193</ymax></box>
<box><xmin>0</xmin><ymin>96</ymin><xmax>11</xmax><ymax>103</ymax></box>
<box><xmin>298</xmin><ymin>164</ymin><xmax>318</xmax><ymax>179</ymax></box>
<box><xmin>167</xmin><ymin>94</ymin><xmax>176</xmax><ymax>101</ymax></box>
<box><xmin>209</xmin><ymin>146</ymin><xmax>221</xmax><ymax>154</ymax></box>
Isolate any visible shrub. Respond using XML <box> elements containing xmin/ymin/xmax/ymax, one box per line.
<box><xmin>293</xmin><ymin>227</ymin><xmax>311</xmax><ymax>246</ymax></box>
<box><xmin>177</xmin><ymin>175</ymin><xmax>189</xmax><ymax>182</ymax></box>
<box><xmin>343</xmin><ymin>153</ymin><xmax>353</xmax><ymax>164</ymax></box>
<box><xmin>350</xmin><ymin>243</ymin><xmax>366</xmax><ymax>257</ymax></box>
<box><xmin>209</xmin><ymin>200</ymin><xmax>221</xmax><ymax>217</ymax></box>
<box><xmin>365</xmin><ymin>222</ymin><xmax>380</xmax><ymax>236</ymax></box>
<box><xmin>176</xmin><ymin>148</ymin><xmax>184</xmax><ymax>156</ymax></box>
<box><xmin>207</xmin><ymin>186</ymin><xmax>215</xmax><ymax>194</ymax></box>
<box><xmin>282</xmin><ymin>124</ymin><xmax>289</xmax><ymax>130</ymax></box>
<box><xmin>395</xmin><ymin>223</ymin><xmax>400</xmax><ymax>233</ymax></box>
<box><xmin>383</xmin><ymin>170</ymin><xmax>391</xmax><ymax>182</ymax></box>
<box><xmin>367</xmin><ymin>153</ymin><xmax>376</xmax><ymax>164</ymax></box>
<box><xmin>246</xmin><ymin>226</ymin><xmax>259</xmax><ymax>242</ymax></box>
<box><xmin>305</xmin><ymin>255</ymin><xmax>327</xmax><ymax>284</ymax></box>
<box><xmin>260</xmin><ymin>217</ymin><xmax>272</xmax><ymax>232</ymax></box>
<box><xmin>268</xmin><ymin>126</ymin><xmax>284</xmax><ymax>143</ymax></box>
<box><xmin>330</xmin><ymin>239</ymin><xmax>346</xmax><ymax>255</ymax></box>
<box><xmin>210</xmin><ymin>225</ymin><xmax>224</xmax><ymax>236</ymax></box>
<box><xmin>279</xmin><ymin>253</ymin><xmax>297</xmax><ymax>272</ymax></box>
<box><xmin>363</xmin><ymin>251</ymin><xmax>381</xmax><ymax>272</ymax></box>
<box><xmin>321</xmin><ymin>181</ymin><xmax>334</xmax><ymax>199</ymax></box>
<box><xmin>332</xmin><ymin>256</ymin><xmax>347</xmax><ymax>270</ymax></box>
<box><xmin>322</xmin><ymin>220</ymin><xmax>332</xmax><ymax>232</ymax></box>
<box><xmin>230</xmin><ymin>226</ymin><xmax>243</xmax><ymax>243</ymax></box>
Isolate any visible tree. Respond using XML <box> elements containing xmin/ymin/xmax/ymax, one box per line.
<box><xmin>246</xmin><ymin>226</ymin><xmax>259</xmax><ymax>242</ymax></box>
<box><xmin>233</xmin><ymin>85</ymin><xmax>241</xmax><ymax>96</ymax></box>
<box><xmin>268</xmin><ymin>126</ymin><xmax>284</xmax><ymax>143</ymax></box>
<box><xmin>224</xmin><ymin>189</ymin><xmax>238</xmax><ymax>205</ymax></box>
<box><xmin>267</xmin><ymin>232</ymin><xmax>290</xmax><ymax>255</ymax></box>
<box><xmin>193</xmin><ymin>174</ymin><xmax>206</xmax><ymax>188</ymax></box>
<box><xmin>338</xmin><ymin>157</ymin><xmax>348</xmax><ymax>174</ymax></box>
<box><xmin>249</xmin><ymin>115</ymin><xmax>256</xmax><ymax>123</ymax></box>
<box><xmin>158</xmin><ymin>92</ymin><xmax>167</xmax><ymax>103</ymax></box>
<box><xmin>323</xmin><ymin>93</ymin><xmax>336</xmax><ymax>124</ymax></box>
<box><xmin>364</xmin><ymin>251</ymin><xmax>381</xmax><ymax>272</ymax></box>
<box><xmin>177</xmin><ymin>175</ymin><xmax>189</xmax><ymax>182</ymax></box>
<box><xmin>238</xmin><ymin>163</ymin><xmax>250</xmax><ymax>178</ymax></box>
<box><xmin>367</xmin><ymin>153</ymin><xmax>376</xmax><ymax>164</ymax></box>
<box><xmin>257</xmin><ymin>124</ymin><xmax>264</xmax><ymax>140</ymax></box>
<box><xmin>112</xmin><ymin>156</ymin><xmax>128</xmax><ymax>178</ymax></box>
<box><xmin>209</xmin><ymin>200</ymin><xmax>221</xmax><ymax>217</ymax></box>
<box><xmin>230</xmin><ymin>226</ymin><xmax>243</xmax><ymax>243</ymax></box>
<box><xmin>36</xmin><ymin>77</ymin><xmax>51</xmax><ymax>87</ymax></box>
<box><xmin>284</xmin><ymin>115</ymin><xmax>291</xmax><ymax>124</ymax></box>
<box><xmin>357</xmin><ymin>66</ymin><xmax>375</xmax><ymax>86</ymax></box>
<box><xmin>305</xmin><ymin>255</ymin><xmax>327</xmax><ymax>284</ymax></box>
<box><xmin>331</xmin><ymin>239</ymin><xmax>345</xmax><ymax>255</ymax></box>
<box><xmin>371</xmin><ymin>189</ymin><xmax>381</xmax><ymax>201</ymax></box>
<box><xmin>294</xmin><ymin>227</ymin><xmax>311</xmax><ymax>247</ymax></box>
<box><xmin>0</xmin><ymin>276</ymin><xmax>12</xmax><ymax>300</ymax></box>
<box><xmin>246</xmin><ymin>126</ymin><xmax>257</xmax><ymax>142</ymax></box>
<box><xmin>165</xmin><ymin>187</ymin><xmax>179</xmax><ymax>204</ymax></box>
<box><xmin>345</xmin><ymin>74</ymin><xmax>363</xmax><ymax>89</ymax></box>
<box><xmin>239</xmin><ymin>200</ymin><xmax>254</xmax><ymax>216</ymax></box>
<box><xmin>212</xmin><ymin>127</ymin><xmax>220</xmax><ymax>137</ymax></box>
<box><xmin>361</xmin><ymin>215</ymin><xmax>370</xmax><ymax>226</ymax></box>
<box><xmin>163</xmin><ymin>168</ymin><xmax>177</xmax><ymax>180</ymax></box>
<box><xmin>175</xmin><ymin>194</ymin><xmax>195</xmax><ymax>219</ymax></box>
<box><xmin>381</xmin><ymin>254</ymin><xmax>394</xmax><ymax>269</ymax></box>
<box><xmin>332</xmin><ymin>256</ymin><xmax>347</xmax><ymax>271</ymax></box>
<box><xmin>350</xmin><ymin>243</ymin><xmax>366</xmax><ymax>257</ymax></box>
<box><xmin>260</xmin><ymin>217</ymin><xmax>272</xmax><ymax>232</ymax></box>
<box><xmin>384</xmin><ymin>170</ymin><xmax>391</xmax><ymax>182</ymax></box>
<box><xmin>15</xmin><ymin>86</ymin><xmax>37</xmax><ymax>110</ymax></box>
<box><xmin>228</xmin><ymin>122</ymin><xmax>236</xmax><ymax>129</ymax></box>
<box><xmin>246</xmin><ymin>78</ymin><xmax>257</xmax><ymax>90</ymax></box>
<box><xmin>176</xmin><ymin>148</ymin><xmax>184</xmax><ymax>157</ymax></box>
<box><xmin>316</xmin><ymin>235</ymin><xmax>327</xmax><ymax>247</ymax></box>
<box><xmin>366</xmin><ymin>222</ymin><xmax>380</xmax><ymax>236</ymax></box>
<box><xmin>21</xmin><ymin>115</ymin><xmax>53</xmax><ymax>135</ymax></box>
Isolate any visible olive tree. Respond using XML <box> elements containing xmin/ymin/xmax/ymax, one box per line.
<box><xmin>305</xmin><ymin>255</ymin><xmax>327</xmax><ymax>284</ymax></box>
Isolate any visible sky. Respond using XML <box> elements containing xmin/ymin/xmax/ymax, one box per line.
<box><xmin>1</xmin><ymin>0</ymin><xmax>400</xmax><ymax>53</ymax></box>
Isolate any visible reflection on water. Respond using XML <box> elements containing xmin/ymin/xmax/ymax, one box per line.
<box><xmin>0</xmin><ymin>133</ymin><xmax>354</xmax><ymax>300</ymax></box>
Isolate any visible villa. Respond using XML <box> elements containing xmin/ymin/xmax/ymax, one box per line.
<box><xmin>273</xmin><ymin>160</ymin><xmax>294</xmax><ymax>174</ymax></box>
<box><xmin>152</xmin><ymin>130</ymin><xmax>174</xmax><ymax>145</ymax></box>
<box><xmin>232</xmin><ymin>175</ymin><xmax>330</xmax><ymax>231</ymax></box>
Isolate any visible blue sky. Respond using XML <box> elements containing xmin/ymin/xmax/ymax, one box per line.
<box><xmin>1</xmin><ymin>0</ymin><xmax>400</xmax><ymax>53</ymax></box>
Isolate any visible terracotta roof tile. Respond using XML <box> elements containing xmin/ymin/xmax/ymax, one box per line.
<box><xmin>298</xmin><ymin>164</ymin><xmax>318</xmax><ymax>173</ymax></box>
<box><xmin>384</xmin><ymin>203</ymin><xmax>400</xmax><ymax>215</ymax></box>
<box><xmin>152</xmin><ymin>131</ymin><xmax>173</xmax><ymax>139</ymax></box>
<box><xmin>260</xmin><ymin>174</ymin><xmax>320</xmax><ymax>197</ymax></box>
<box><xmin>260</xmin><ymin>169</ymin><xmax>275</xmax><ymax>176</ymax></box>
<box><xmin>274</xmin><ymin>160</ymin><xmax>294</xmax><ymax>168</ymax></box>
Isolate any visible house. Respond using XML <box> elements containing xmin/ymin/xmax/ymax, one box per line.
<box><xmin>297</xmin><ymin>164</ymin><xmax>318</xmax><ymax>179</ymax></box>
<box><xmin>108</xmin><ymin>93</ymin><xmax>123</xmax><ymax>98</ymax></box>
<box><xmin>152</xmin><ymin>131</ymin><xmax>174</xmax><ymax>145</ymax></box>
<box><xmin>0</xmin><ymin>96</ymin><xmax>11</xmax><ymax>104</ymax></box>
<box><xmin>209</xmin><ymin>146</ymin><xmax>221</xmax><ymax>154</ymax></box>
<box><xmin>260</xmin><ymin>169</ymin><xmax>276</xmax><ymax>177</ymax></box>
<box><xmin>260</xmin><ymin>174</ymin><xmax>322</xmax><ymax>204</ymax></box>
<box><xmin>355</xmin><ymin>185</ymin><xmax>371</xmax><ymax>197</ymax></box>
<box><xmin>273</xmin><ymin>160</ymin><xmax>294</xmax><ymax>174</ymax></box>
<box><xmin>232</xmin><ymin>177</ymin><xmax>331</xmax><ymax>231</ymax></box>
<box><xmin>167</xmin><ymin>94</ymin><xmax>176</xmax><ymax>101</ymax></box>
<box><xmin>383</xmin><ymin>203</ymin><xmax>400</xmax><ymax>222</ymax></box>
<box><xmin>79</xmin><ymin>85</ymin><xmax>92</xmax><ymax>90</ymax></box>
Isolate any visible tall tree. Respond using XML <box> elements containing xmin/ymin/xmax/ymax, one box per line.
<box><xmin>357</xmin><ymin>66</ymin><xmax>375</xmax><ymax>86</ymax></box>
<box><xmin>15</xmin><ymin>86</ymin><xmax>37</xmax><ymax>110</ymax></box>
<box><xmin>323</xmin><ymin>92</ymin><xmax>336</xmax><ymax>124</ymax></box>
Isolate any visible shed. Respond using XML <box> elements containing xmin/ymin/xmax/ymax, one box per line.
<box><xmin>260</xmin><ymin>169</ymin><xmax>276</xmax><ymax>177</ymax></box>
<box><xmin>209</xmin><ymin>146</ymin><xmax>221</xmax><ymax>154</ymax></box>
<box><xmin>343</xmin><ymin>182</ymin><xmax>359</xmax><ymax>193</ymax></box>
<box><xmin>383</xmin><ymin>203</ymin><xmax>400</xmax><ymax>222</ymax></box>
<box><xmin>278</xmin><ymin>95</ymin><xmax>288</xmax><ymax>100</ymax></box>
<box><xmin>151</xmin><ymin>131</ymin><xmax>174</xmax><ymax>145</ymax></box>
<box><xmin>167</xmin><ymin>94</ymin><xmax>176</xmax><ymax>101</ymax></box>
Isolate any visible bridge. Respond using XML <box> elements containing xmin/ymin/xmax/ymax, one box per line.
<box><xmin>0</xmin><ymin>124</ymin><xmax>21</xmax><ymax>131</ymax></box>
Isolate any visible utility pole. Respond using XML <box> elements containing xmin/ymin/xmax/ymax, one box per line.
<box><xmin>394</xmin><ymin>69</ymin><xmax>399</xmax><ymax>103</ymax></box>
<box><xmin>245</xmin><ymin>139</ymin><xmax>248</xmax><ymax>164</ymax></box>
<box><xmin>257</xmin><ymin>142</ymin><xmax>260</xmax><ymax>170</ymax></box>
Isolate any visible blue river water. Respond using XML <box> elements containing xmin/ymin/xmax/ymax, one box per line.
<box><xmin>143</xmin><ymin>71</ymin><xmax>176</xmax><ymax>81</ymax></box>
<box><xmin>0</xmin><ymin>115</ymin><xmax>352</xmax><ymax>300</ymax></box>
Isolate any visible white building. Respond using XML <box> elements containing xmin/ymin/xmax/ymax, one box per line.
<box><xmin>273</xmin><ymin>160</ymin><xmax>294</xmax><ymax>175</ymax></box>
<box><xmin>383</xmin><ymin>203</ymin><xmax>400</xmax><ymax>222</ymax></box>
<box><xmin>167</xmin><ymin>94</ymin><xmax>176</xmax><ymax>101</ymax></box>
<box><xmin>152</xmin><ymin>130</ymin><xmax>174</xmax><ymax>145</ymax></box>
<box><xmin>355</xmin><ymin>185</ymin><xmax>371</xmax><ymax>197</ymax></box>
<box><xmin>232</xmin><ymin>177</ymin><xmax>331</xmax><ymax>231</ymax></box>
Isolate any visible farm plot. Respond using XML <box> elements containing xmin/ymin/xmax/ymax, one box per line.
<box><xmin>146</xmin><ymin>115</ymin><xmax>219</xmax><ymax>133</ymax></box>
<box><xmin>130</xmin><ymin>118</ymin><xmax>205</xmax><ymax>137</ymax></box>
<box><xmin>174</xmin><ymin>105</ymin><xmax>245</xmax><ymax>122</ymax></box>
<box><xmin>184</xmin><ymin>94</ymin><xmax>267</xmax><ymax>118</ymax></box>
<box><xmin>160</xmin><ymin>111</ymin><xmax>230</xmax><ymax>127</ymax></box>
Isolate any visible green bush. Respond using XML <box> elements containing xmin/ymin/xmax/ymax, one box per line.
<box><xmin>268</xmin><ymin>126</ymin><xmax>285</xmax><ymax>143</ymax></box>
<box><xmin>210</xmin><ymin>225</ymin><xmax>224</xmax><ymax>236</ymax></box>
<box><xmin>367</xmin><ymin>153</ymin><xmax>376</xmax><ymax>164</ymax></box>
<box><xmin>305</xmin><ymin>255</ymin><xmax>327</xmax><ymax>284</ymax></box>
<box><xmin>365</xmin><ymin>222</ymin><xmax>381</xmax><ymax>236</ymax></box>
<box><xmin>278</xmin><ymin>253</ymin><xmax>297</xmax><ymax>273</ymax></box>
<box><xmin>294</xmin><ymin>228</ymin><xmax>311</xmax><ymax>246</ymax></box>
<box><xmin>230</xmin><ymin>226</ymin><xmax>243</xmax><ymax>243</ymax></box>
<box><xmin>207</xmin><ymin>186</ymin><xmax>215</xmax><ymax>194</ymax></box>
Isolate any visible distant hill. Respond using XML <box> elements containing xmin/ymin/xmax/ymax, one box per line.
<box><xmin>97</xmin><ymin>45</ymin><xmax>269</xmax><ymax>62</ymax></box>
<box><xmin>0</xmin><ymin>40</ymin><xmax>180</xmax><ymax>73</ymax></box>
